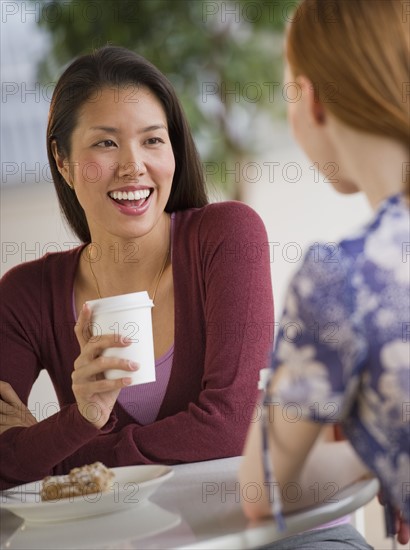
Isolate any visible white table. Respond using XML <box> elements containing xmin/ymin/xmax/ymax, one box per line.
<box><xmin>0</xmin><ymin>457</ymin><xmax>379</xmax><ymax>549</ymax></box>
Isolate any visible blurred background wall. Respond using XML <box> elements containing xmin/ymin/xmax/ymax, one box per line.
<box><xmin>1</xmin><ymin>1</ymin><xmax>399</xmax><ymax>547</ymax></box>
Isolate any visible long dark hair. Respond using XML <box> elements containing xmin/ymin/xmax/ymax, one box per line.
<box><xmin>47</xmin><ymin>45</ymin><xmax>208</xmax><ymax>243</ymax></box>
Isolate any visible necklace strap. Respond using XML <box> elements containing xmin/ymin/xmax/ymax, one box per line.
<box><xmin>87</xmin><ymin>244</ymin><xmax>102</xmax><ymax>299</ymax></box>
<box><xmin>150</xmin><ymin>215</ymin><xmax>171</xmax><ymax>302</ymax></box>
<box><xmin>151</xmin><ymin>246</ymin><xmax>169</xmax><ymax>303</ymax></box>
<box><xmin>86</xmin><ymin>217</ymin><xmax>171</xmax><ymax>303</ymax></box>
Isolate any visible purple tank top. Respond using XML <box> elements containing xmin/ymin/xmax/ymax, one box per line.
<box><xmin>117</xmin><ymin>345</ymin><xmax>174</xmax><ymax>424</ymax></box>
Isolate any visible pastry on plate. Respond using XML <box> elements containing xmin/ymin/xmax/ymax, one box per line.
<box><xmin>41</xmin><ymin>461</ymin><xmax>114</xmax><ymax>501</ymax></box>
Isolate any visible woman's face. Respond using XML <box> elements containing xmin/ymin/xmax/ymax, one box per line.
<box><xmin>58</xmin><ymin>85</ymin><xmax>175</xmax><ymax>242</ymax></box>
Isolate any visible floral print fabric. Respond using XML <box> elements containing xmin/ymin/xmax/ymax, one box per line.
<box><xmin>270</xmin><ymin>194</ymin><xmax>410</xmax><ymax>523</ymax></box>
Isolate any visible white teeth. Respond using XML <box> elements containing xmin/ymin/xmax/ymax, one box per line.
<box><xmin>109</xmin><ymin>189</ymin><xmax>151</xmax><ymax>201</ymax></box>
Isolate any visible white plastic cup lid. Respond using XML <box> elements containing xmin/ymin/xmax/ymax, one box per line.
<box><xmin>86</xmin><ymin>291</ymin><xmax>153</xmax><ymax>314</ymax></box>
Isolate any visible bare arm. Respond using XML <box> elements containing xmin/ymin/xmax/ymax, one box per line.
<box><xmin>239</xmin><ymin>367</ymin><xmax>371</xmax><ymax>520</ymax></box>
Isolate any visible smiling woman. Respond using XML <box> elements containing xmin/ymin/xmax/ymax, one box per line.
<box><xmin>0</xmin><ymin>46</ymin><xmax>274</xmax><ymax>487</ymax></box>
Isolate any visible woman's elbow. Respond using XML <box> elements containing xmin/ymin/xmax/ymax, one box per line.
<box><xmin>239</xmin><ymin>463</ymin><xmax>272</xmax><ymax>521</ymax></box>
<box><xmin>241</xmin><ymin>495</ymin><xmax>272</xmax><ymax>521</ymax></box>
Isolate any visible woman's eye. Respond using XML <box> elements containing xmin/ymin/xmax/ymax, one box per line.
<box><xmin>96</xmin><ymin>140</ymin><xmax>116</xmax><ymax>148</ymax></box>
<box><xmin>146</xmin><ymin>137</ymin><xmax>164</xmax><ymax>145</ymax></box>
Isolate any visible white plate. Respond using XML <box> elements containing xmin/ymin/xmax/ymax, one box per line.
<box><xmin>1</xmin><ymin>465</ymin><xmax>174</xmax><ymax>523</ymax></box>
<box><xmin>3</xmin><ymin>502</ymin><xmax>182</xmax><ymax>549</ymax></box>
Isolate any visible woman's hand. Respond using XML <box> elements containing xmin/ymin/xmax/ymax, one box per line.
<box><xmin>73</xmin><ymin>303</ymin><xmax>139</xmax><ymax>430</ymax></box>
<box><xmin>396</xmin><ymin>514</ymin><xmax>410</xmax><ymax>545</ymax></box>
<box><xmin>0</xmin><ymin>381</ymin><xmax>38</xmax><ymax>435</ymax></box>
<box><xmin>378</xmin><ymin>491</ymin><xmax>410</xmax><ymax>545</ymax></box>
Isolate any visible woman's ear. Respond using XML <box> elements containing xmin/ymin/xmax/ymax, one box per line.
<box><xmin>296</xmin><ymin>75</ymin><xmax>327</xmax><ymax>126</ymax></box>
<box><xmin>51</xmin><ymin>140</ymin><xmax>74</xmax><ymax>189</ymax></box>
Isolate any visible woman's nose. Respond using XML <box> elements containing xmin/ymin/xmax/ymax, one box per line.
<box><xmin>117</xmin><ymin>149</ymin><xmax>146</xmax><ymax>179</ymax></box>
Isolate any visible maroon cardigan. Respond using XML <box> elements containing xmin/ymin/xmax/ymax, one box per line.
<box><xmin>0</xmin><ymin>201</ymin><xmax>274</xmax><ymax>488</ymax></box>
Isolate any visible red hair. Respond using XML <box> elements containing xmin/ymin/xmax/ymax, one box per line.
<box><xmin>287</xmin><ymin>0</ymin><xmax>410</xmax><ymax>196</ymax></box>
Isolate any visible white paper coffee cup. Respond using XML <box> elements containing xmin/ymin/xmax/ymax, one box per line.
<box><xmin>86</xmin><ymin>291</ymin><xmax>155</xmax><ymax>385</ymax></box>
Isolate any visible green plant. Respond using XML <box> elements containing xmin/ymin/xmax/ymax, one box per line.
<box><xmin>35</xmin><ymin>0</ymin><xmax>291</xmax><ymax>199</ymax></box>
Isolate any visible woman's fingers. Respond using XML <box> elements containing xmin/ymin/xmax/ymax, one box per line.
<box><xmin>72</xmin><ymin>308</ymin><xmax>140</xmax><ymax>429</ymax></box>
<box><xmin>0</xmin><ymin>380</ymin><xmax>23</xmax><ymax>404</ymax></box>
<box><xmin>0</xmin><ymin>401</ymin><xmax>37</xmax><ymax>426</ymax></box>
<box><xmin>74</xmin><ymin>334</ymin><xmax>135</xmax><ymax>368</ymax></box>
<box><xmin>0</xmin><ymin>382</ymin><xmax>38</xmax><ymax>434</ymax></box>
<box><xmin>75</xmin><ymin>310</ymin><xmax>133</xmax><ymax>362</ymax></box>
<box><xmin>396</xmin><ymin>513</ymin><xmax>410</xmax><ymax>544</ymax></box>
<box><xmin>73</xmin><ymin>376</ymin><xmax>133</xmax><ymax>397</ymax></box>
<box><xmin>73</xmin><ymin>356</ymin><xmax>139</xmax><ymax>379</ymax></box>
<box><xmin>398</xmin><ymin>524</ymin><xmax>410</xmax><ymax>545</ymax></box>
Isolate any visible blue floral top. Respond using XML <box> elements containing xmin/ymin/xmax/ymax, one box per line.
<box><xmin>269</xmin><ymin>193</ymin><xmax>410</xmax><ymax>525</ymax></box>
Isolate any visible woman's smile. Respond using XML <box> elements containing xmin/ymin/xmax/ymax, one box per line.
<box><xmin>107</xmin><ymin>185</ymin><xmax>154</xmax><ymax>216</ymax></box>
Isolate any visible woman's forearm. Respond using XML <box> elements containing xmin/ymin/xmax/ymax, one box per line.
<box><xmin>281</xmin><ymin>437</ymin><xmax>372</xmax><ymax>513</ymax></box>
<box><xmin>239</xmin><ymin>403</ymin><xmax>372</xmax><ymax>520</ymax></box>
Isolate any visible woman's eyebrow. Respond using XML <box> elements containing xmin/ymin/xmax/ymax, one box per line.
<box><xmin>88</xmin><ymin>124</ymin><xmax>168</xmax><ymax>134</ymax></box>
<box><xmin>139</xmin><ymin>124</ymin><xmax>168</xmax><ymax>133</ymax></box>
<box><xmin>89</xmin><ymin>126</ymin><xmax>119</xmax><ymax>133</ymax></box>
